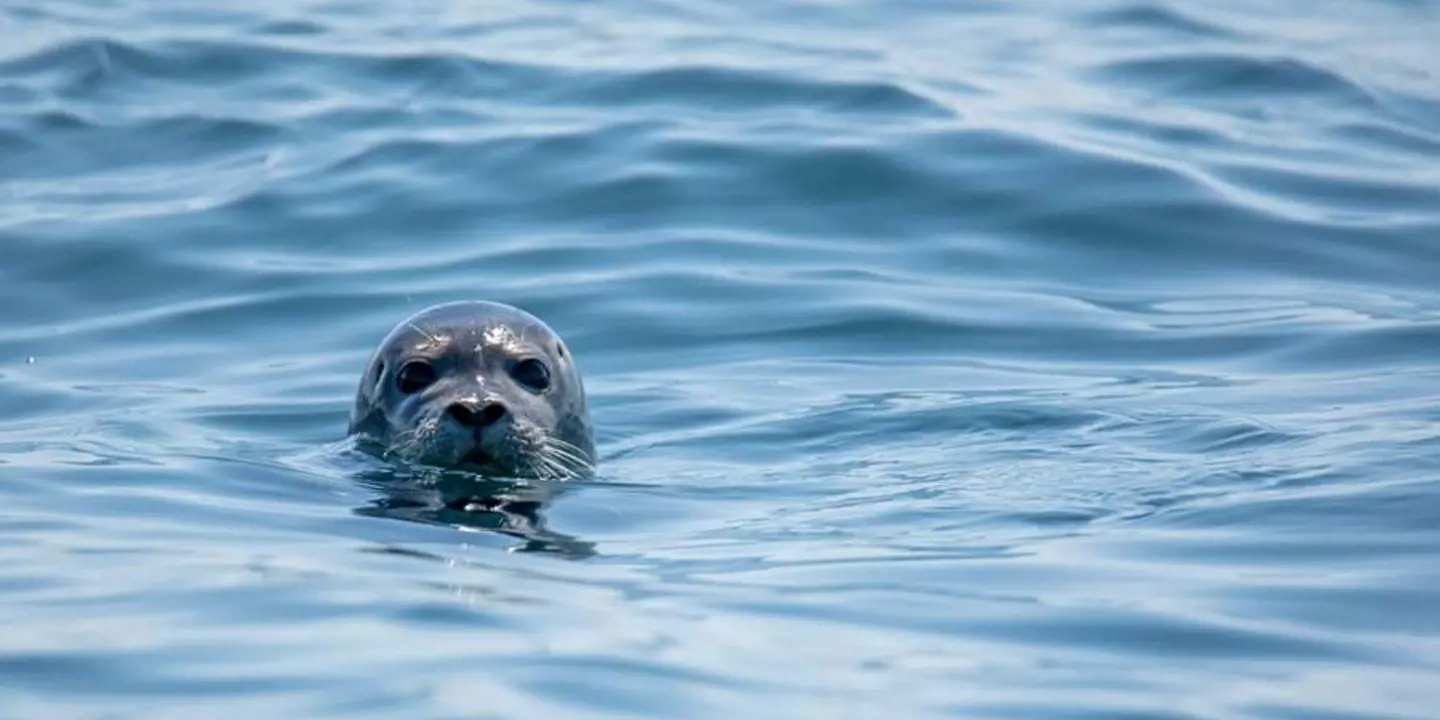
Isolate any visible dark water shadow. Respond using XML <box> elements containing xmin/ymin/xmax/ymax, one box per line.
<box><xmin>348</xmin><ymin>463</ymin><xmax>597</xmax><ymax>561</ymax></box>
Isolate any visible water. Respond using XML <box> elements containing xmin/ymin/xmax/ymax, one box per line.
<box><xmin>3</xmin><ymin>0</ymin><xmax>1439</xmax><ymax>716</ymax></box>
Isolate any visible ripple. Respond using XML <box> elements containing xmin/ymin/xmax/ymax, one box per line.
<box><xmin>1080</xmin><ymin>3</ymin><xmax>1238</xmax><ymax>40</ymax></box>
<box><xmin>252</xmin><ymin>18</ymin><xmax>330</xmax><ymax>37</ymax></box>
<box><xmin>1092</xmin><ymin>52</ymin><xmax>1382</xmax><ymax>109</ymax></box>
<box><xmin>1209</xmin><ymin>159</ymin><xmax>1440</xmax><ymax>222</ymax></box>
<box><xmin>0</xmin><ymin>37</ymin><xmax>275</xmax><ymax>97</ymax></box>
<box><xmin>0</xmin><ymin>34</ymin><xmax>551</xmax><ymax>108</ymax></box>
<box><xmin>1331</xmin><ymin>118</ymin><xmax>1440</xmax><ymax>160</ymax></box>
<box><xmin>3</xmin><ymin>0</ymin><xmax>1440</xmax><ymax>716</ymax></box>
<box><xmin>2</xmin><ymin>114</ymin><xmax>281</xmax><ymax>185</ymax></box>
<box><xmin>568</xmin><ymin>65</ymin><xmax>952</xmax><ymax>118</ymax></box>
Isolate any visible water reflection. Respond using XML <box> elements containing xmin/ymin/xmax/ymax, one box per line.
<box><xmin>350</xmin><ymin>465</ymin><xmax>596</xmax><ymax>560</ymax></box>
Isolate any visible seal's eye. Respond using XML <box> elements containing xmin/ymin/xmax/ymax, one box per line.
<box><xmin>396</xmin><ymin>360</ymin><xmax>437</xmax><ymax>394</ymax></box>
<box><xmin>510</xmin><ymin>358</ymin><xmax>550</xmax><ymax>392</ymax></box>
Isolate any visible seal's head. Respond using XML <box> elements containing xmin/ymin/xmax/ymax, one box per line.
<box><xmin>348</xmin><ymin>301</ymin><xmax>595</xmax><ymax>481</ymax></box>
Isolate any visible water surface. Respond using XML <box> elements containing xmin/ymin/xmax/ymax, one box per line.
<box><xmin>3</xmin><ymin>0</ymin><xmax>1440</xmax><ymax>717</ymax></box>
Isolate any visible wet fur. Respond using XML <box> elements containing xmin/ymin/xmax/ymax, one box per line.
<box><xmin>348</xmin><ymin>301</ymin><xmax>596</xmax><ymax>482</ymax></box>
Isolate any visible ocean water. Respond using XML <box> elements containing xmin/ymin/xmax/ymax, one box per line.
<box><xmin>3</xmin><ymin>0</ymin><xmax>1440</xmax><ymax>717</ymax></box>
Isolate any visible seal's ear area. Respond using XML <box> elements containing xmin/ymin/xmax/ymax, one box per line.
<box><xmin>370</xmin><ymin>360</ymin><xmax>387</xmax><ymax>394</ymax></box>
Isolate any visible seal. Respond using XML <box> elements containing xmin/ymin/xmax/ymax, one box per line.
<box><xmin>348</xmin><ymin>301</ymin><xmax>596</xmax><ymax>482</ymax></box>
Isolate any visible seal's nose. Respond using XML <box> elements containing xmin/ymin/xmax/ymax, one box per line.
<box><xmin>446</xmin><ymin>401</ymin><xmax>507</xmax><ymax>429</ymax></box>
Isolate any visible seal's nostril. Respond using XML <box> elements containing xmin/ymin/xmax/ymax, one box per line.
<box><xmin>479</xmin><ymin>402</ymin><xmax>507</xmax><ymax>427</ymax></box>
<box><xmin>446</xmin><ymin>403</ymin><xmax>478</xmax><ymax>427</ymax></box>
<box><xmin>447</xmin><ymin>402</ymin><xmax>507</xmax><ymax>428</ymax></box>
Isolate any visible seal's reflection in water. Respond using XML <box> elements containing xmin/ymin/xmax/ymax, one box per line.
<box><xmin>350</xmin><ymin>465</ymin><xmax>596</xmax><ymax>560</ymax></box>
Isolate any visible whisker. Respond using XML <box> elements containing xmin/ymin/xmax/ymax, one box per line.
<box><xmin>534</xmin><ymin>438</ymin><xmax>593</xmax><ymax>481</ymax></box>
<box><xmin>541</xmin><ymin>435</ymin><xmax>586</xmax><ymax>457</ymax></box>
<box><xmin>543</xmin><ymin>440</ymin><xmax>592</xmax><ymax>469</ymax></box>
<box><xmin>527</xmin><ymin>453</ymin><xmax>566</xmax><ymax>483</ymax></box>
<box><xmin>539</xmin><ymin>447</ymin><xmax>582</xmax><ymax>470</ymax></box>
<box><xmin>406</xmin><ymin>322</ymin><xmax>440</xmax><ymax>344</ymax></box>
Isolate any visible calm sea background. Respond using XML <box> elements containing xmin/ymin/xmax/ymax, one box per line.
<box><xmin>3</xmin><ymin>0</ymin><xmax>1439</xmax><ymax>717</ymax></box>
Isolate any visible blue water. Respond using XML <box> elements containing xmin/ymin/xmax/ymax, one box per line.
<box><xmin>3</xmin><ymin>0</ymin><xmax>1440</xmax><ymax>716</ymax></box>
